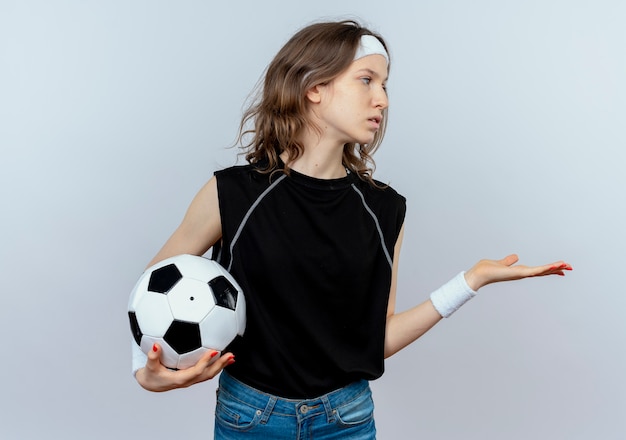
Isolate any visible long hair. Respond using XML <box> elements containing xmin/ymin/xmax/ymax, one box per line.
<box><xmin>238</xmin><ymin>20</ymin><xmax>390</xmax><ymax>184</ymax></box>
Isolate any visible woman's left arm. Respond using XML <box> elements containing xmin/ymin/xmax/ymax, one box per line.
<box><xmin>383</xmin><ymin>224</ymin><xmax>572</xmax><ymax>358</ymax></box>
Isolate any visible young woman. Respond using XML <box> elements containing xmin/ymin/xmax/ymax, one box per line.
<box><xmin>131</xmin><ymin>20</ymin><xmax>571</xmax><ymax>439</ymax></box>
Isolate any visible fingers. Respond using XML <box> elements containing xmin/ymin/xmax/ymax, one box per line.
<box><xmin>213</xmin><ymin>352</ymin><xmax>236</xmax><ymax>370</ymax></box>
<box><xmin>192</xmin><ymin>350</ymin><xmax>234</xmax><ymax>370</ymax></box>
<box><xmin>177</xmin><ymin>351</ymin><xmax>236</xmax><ymax>387</ymax></box>
<box><xmin>551</xmin><ymin>262</ymin><xmax>573</xmax><ymax>271</ymax></box>
<box><xmin>191</xmin><ymin>349</ymin><xmax>221</xmax><ymax>372</ymax></box>
<box><xmin>500</xmin><ymin>255</ymin><xmax>572</xmax><ymax>277</ymax></box>
<box><xmin>536</xmin><ymin>261</ymin><xmax>573</xmax><ymax>277</ymax></box>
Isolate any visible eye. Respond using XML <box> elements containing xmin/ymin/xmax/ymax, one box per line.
<box><xmin>360</xmin><ymin>77</ymin><xmax>372</xmax><ymax>85</ymax></box>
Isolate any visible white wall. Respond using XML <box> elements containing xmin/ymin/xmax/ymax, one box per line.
<box><xmin>1</xmin><ymin>1</ymin><xmax>624</xmax><ymax>439</ymax></box>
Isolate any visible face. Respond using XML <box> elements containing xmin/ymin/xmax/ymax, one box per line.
<box><xmin>309</xmin><ymin>54</ymin><xmax>389</xmax><ymax>146</ymax></box>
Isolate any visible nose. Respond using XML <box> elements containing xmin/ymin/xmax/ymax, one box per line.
<box><xmin>373</xmin><ymin>86</ymin><xmax>388</xmax><ymax>110</ymax></box>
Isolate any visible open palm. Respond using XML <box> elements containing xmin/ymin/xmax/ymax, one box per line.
<box><xmin>465</xmin><ymin>254</ymin><xmax>572</xmax><ymax>291</ymax></box>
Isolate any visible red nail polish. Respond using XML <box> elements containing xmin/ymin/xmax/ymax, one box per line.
<box><xmin>152</xmin><ymin>344</ymin><xmax>158</xmax><ymax>352</ymax></box>
<box><xmin>210</xmin><ymin>351</ymin><xmax>218</xmax><ymax>358</ymax></box>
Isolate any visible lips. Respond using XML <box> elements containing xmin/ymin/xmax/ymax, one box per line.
<box><xmin>368</xmin><ymin>115</ymin><xmax>382</xmax><ymax>129</ymax></box>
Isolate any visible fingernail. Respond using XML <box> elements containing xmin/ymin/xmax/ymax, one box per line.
<box><xmin>152</xmin><ymin>344</ymin><xmax>158</xmax><ymax>352</ymax></box>
<box><xmin>210</xmin><ymin>351</ymin><xmax>218</xmax><ymax>358</ymax></box>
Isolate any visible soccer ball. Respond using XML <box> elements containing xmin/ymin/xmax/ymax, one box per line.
<box><xmin>128</xmin><ymin>254</ymin><xmax>246</xmax><ymax>370</ymax></box>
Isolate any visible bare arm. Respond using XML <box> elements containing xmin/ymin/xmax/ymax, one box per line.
<box><xmin>384</xmin><ymin>224</ymin><xmax>572</xmax><ymax>358</ymax></box>
<box><xmin>147</xmin><ymin>176</ymin><xmax>222</xmax><ymax>267</ymax></box>
<box><xmin>134</xmin><ymin>176</ymin><xmax>234</xmax><ymax>392</ymax></box>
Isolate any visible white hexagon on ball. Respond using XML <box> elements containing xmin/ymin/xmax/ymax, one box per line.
<box><xmin>135</xmin><ymin>292</ymin><xmax>173</xmax><ymax>337</ymax></box>
<box><xmin>200</xmin><ymin>307</ymin><xmax>239</xmax><ymax>351</ymax></box>
<box><xmin>167</xmin><ymin>278</ymin><xmax>215</xmax><ymax>323</ymax></box>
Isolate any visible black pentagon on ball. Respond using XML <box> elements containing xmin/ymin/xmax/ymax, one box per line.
<box><xmin>164</xmin><ymin>320</ymin><xmax>202</xmax><ymax>354</ymax></box>
<box><xmin>128</xmin><ymin>311</ymin><xmax>143</xmax><ymax>346</ymax></box>
<box><xmin>148</xmin><ymin>263</ymin><xmax>182</xmax><ymax>293</ymax></box>
<box><xmin>208</xmin><ymin>276</ymin><xmax>238</xmax><ymax>310</ymax></box>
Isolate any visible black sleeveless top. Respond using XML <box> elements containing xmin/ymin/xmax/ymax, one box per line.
<box><xmin>212</xmin><ymin>162</ymin><xmax>406</xmax><ymax>398</ymax></box>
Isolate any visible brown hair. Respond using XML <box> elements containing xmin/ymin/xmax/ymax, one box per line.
<box><xmin>237</xmin><ymin>20</ymin><xmax>390</xmax><ymax>184</ymax></box>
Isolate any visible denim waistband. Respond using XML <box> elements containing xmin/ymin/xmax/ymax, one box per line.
<box><xmin>218</xmin><ymin>371</ymin><xmax>370</xmax><ymax>418</ymax></box>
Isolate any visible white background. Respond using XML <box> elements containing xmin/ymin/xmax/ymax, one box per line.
<box><xmin>1</xmin><ymin>1</ymin><xmax>624</xmax><ymax>439</ymax></box>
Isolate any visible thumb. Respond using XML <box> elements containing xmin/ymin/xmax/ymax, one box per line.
<box><xmin>500</xmin><ymin>254</ymin><xmax>519</xmax><ymax>267</ymax></box>
<box><xmin>147</xmin><ymin>343</ymin><xmax>161</xmax><ymax>366</ymax></box>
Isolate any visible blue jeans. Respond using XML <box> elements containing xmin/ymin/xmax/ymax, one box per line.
<box><xmin>214</xmin><ymin>371</ymin><xmax>377</xmax><ymax>439</ymax></box>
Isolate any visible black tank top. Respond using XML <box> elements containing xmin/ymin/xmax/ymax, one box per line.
<box><xmin>212</xmin><ymin>162</ymin><xmax>406</xmax><ymax>398</ymax></box>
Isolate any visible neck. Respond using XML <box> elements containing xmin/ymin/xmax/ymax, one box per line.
<box><xmin>281</xmin><ymin>129</ymin><xmax>347</xmax><ymax>179</ymax></box>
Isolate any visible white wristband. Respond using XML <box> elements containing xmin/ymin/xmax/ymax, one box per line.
<box><xmin>430</xmin><ymin>271</ymin><xmax>477</xmax><ymax>318</ymax></box>
<box><xmin>131</xmin><ymin>339</ymin><xmax>148</xmax><ymax>377</ymax></box>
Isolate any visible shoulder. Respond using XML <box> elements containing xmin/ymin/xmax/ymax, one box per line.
<box><xmin>352</xmin><ymin>176</ymin><xmax>407</xmax><ymax>229</ymax></box>
<box><xmin>214</xmin><ymin>162</ymin><xmax>282</xmax><ymax>201</ymax></box>
<box><xmin>354</xmin><ymin>176</ymin><xmax>406</xmax><ymax>208</ymax></box>
<box><xmin>215</xmin><ymin>163</ymin><xmax>264</xmax><ymax>186</ymax></box>
<box><xmin>214</xmin><ymin>163</ymin><xmax>257</xmax><ymax>180</ymax></box>
<box><xmin>214</xmin><ymin>161</ymin><xmax>281</xmax><ymax>183</ymax></box>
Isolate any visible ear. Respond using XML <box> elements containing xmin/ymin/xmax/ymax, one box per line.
<box><xmin>305</xmin><ymin>84</ymin><xmax>323</xmax><ymax>104</ymax></box>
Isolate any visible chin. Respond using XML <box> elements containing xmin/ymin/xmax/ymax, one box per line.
<box><xmin>345</xmin><ymin>132</ymin><xmax>375</xmax><ymax>146</ymax></box>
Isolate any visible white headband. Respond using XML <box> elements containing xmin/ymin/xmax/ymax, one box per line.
<box><xmin>353</xmin><ymin>35</ymin><xmax>389</xmax><ymax>63</ymax></box>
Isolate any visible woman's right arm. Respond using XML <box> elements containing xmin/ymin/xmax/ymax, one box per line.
<box><xmin>147</xmin><ymin>176</ymin><xmax>222</xmax><ymax>267</ymax></box>
<box><xmin>134</xmin><ymin>176</ymin><xmax>236</xmax><ymax>392</ymax></box>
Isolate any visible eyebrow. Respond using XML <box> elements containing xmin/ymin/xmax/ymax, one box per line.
<box><xmin>356</xmin><ymin>68</ymin><xmax>388</xmax><ymax>82</ymax></box>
